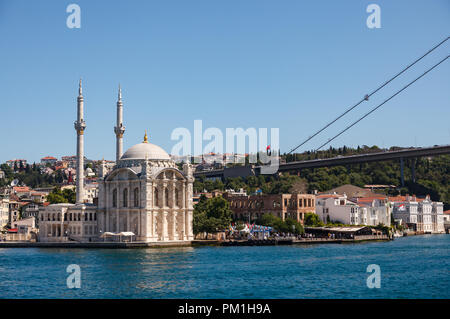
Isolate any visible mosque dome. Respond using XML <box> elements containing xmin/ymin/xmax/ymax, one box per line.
<box><xmin>120</xmin><ymin>131</ymin><xmax>171</xmax><ymax>161</ymax></box>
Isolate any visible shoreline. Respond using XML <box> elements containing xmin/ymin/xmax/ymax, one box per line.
<box><xmin>0</xmin><ymin>236</ymin><xmax>393</xmax><ymax>249</ymax></box>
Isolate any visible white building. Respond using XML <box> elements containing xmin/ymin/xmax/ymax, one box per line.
<box><xmin>38</xmin><ymin>81</ymin><xmax>194</xmax><ymax>243</ymax></box>
<box><xmin>0</xmin><ymin>197</ymin><xmax>9</xmax><ymax>228</ymax></box>
<box><xmin>315</xmin><ymin>194</ymin><xmax>360</xmax><ymax>225</ymax></box>
<box><xmin>315</xmin><ymin>194</ymin><xmax>391</xmax><ymax>226</ymax></box>
<box><xmin>443</xmin><ymin>210</ymin><xmax>450</xmax><ymax>223</ymax></box>
<box><xmin>356</xmin><ymin>198</ymin><xmax>391</xmax><ymax>226</ymax></box>
<box><xmin>97</xmin><ymin>135</ymin><xmax>194</xmax><ymax>242</ymax></box>
<box><xmin>84</xmin><ymin>183</ymin><xmax>98</xmax><ymax>204</ymax></box>
<box><xmin>391</xmin><ymin>195</ymin><xmax>444</xmax><ymax>233</ymax></box>
<box><xmin>22</xmin><ymin>202</ymin><xmax>45</xmax><ymax>226</ymax></box>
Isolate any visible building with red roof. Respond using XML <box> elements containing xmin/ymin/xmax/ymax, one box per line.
<box><xmin>315</xmin><ymin>193</ymin><xmax>391</xmax><ymax>226</ymax></box>
<box><xmin>390</xmin><ymin>194</ymin><xmax>444</xmax><ymax>233</ymax></box>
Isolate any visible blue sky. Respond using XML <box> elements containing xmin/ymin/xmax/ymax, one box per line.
<box><xmin>0</xmin><ymin>0</ymin><xmax>449</xmax><ymax>163</ymax></box>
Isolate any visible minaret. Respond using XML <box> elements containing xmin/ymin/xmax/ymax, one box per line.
<box><xmin>114</xmin><ymin>84</ymin><xmax>125</xmax><ymax>163</ymax></box>
<box><xmin>74</xmin><ymin>79</ymin><xmax>86</xmax><ymax>204</ymax></box>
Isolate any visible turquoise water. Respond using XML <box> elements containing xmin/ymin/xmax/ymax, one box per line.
<box><xmin>0</xmin><ymin>235</ymin><xmax>448</xmax><ymax>299</ymax></box>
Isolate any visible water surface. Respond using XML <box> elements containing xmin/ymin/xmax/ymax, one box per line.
<box><xmin>0</xmin><ymin>235</ymin><xmax>448</xmax><ymax>298</ymax></box>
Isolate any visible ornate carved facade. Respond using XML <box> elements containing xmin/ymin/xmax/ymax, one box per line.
<box><xmin>97</xmin><ymin>143</ymin><xmax>195</xmax><ymax>242</ymax></box>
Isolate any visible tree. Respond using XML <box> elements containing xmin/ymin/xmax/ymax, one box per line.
<box><xmin>304</xmin><ymin>212</ymin><xmax>324</xmax><ymax>227</ymax></box>
<box><xmin>283</xmin><ymin>218</ymin><xmax>304</xmax><ymax>235</ymax></box>
<box><xmin>256</xmin><ymin>213</ymin><xmax>304</xmax><ymax>235</ymax></box>
<box><xmin>47</xmin><ymin>192</ymin><xmax>68</xmax><ymax>204</ymax></box>
<box><xmin>46</xmin><ymin>187</ymin><xmax>75</xmax><ymax>204</ymax></box>
<box><xmin>193</xmin><ymin>196</ymin><xmax>233</xmax><ymax>236</ymax></box>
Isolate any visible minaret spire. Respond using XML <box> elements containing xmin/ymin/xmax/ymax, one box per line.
<box><xmin>78</xmin><ymin>78</ymin><xmax>82</xmax><ymax>96</ymax></box>
<box><xmin>114</xmin><ymin>84</ymin><xmax>125</xmax><ymax>163</ymax></box>
<box><xmin>74</xmin><ymin>79</ymin><xmax>86</xmax><ymax>204</ymax></box>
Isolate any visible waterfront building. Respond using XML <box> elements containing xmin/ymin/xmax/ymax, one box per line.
<box><xmin>356</xmin><ymin>197</ymin><xmax>391</xmax><ymax>226</ymax></box>
<box><xmin>443</xmin><ymin>210</ymin><xmax>450</xmax><ymax>222</ymax></box>
<box><xmin>315</xmin><ymin>194</ymin><xmax>360</xmax><ymax>225</ymax></box>
<box><xmin>0</xmin><ymin>197</ymin><xmax>9</xmax><ymax>228</ymax></box>
<box><xmin>8</xmin><ymin>200</ymin><xmax>22</xmax><ymax>225</ymax></box>
<box><xmin>97</xmin><ymin>132</ymin><xmax>194</xmax><ymax>241</ymax></box>
<box><xmin>11</xmin><ymin>216</ymin><xmax>36</xmax><ymax>232</ymax></box>
<box><xmin>224</xmin><ymin>192</ymin><xmax>316</xmax><ymax>223</ymax></box>
<box><xmin>390</xmin><ymin>195</ymin><xmax>444</xmax><ymax>233</ymax></box>
<box><xmin>22</xmin><ymin>202</ymin><xmax>48</xmax><ymax>226</ymax></box>
<box><xmin>38</xmin><ymin>81</ymin><xmax>194</xmax><ymax>243</ymax></box>
<box><xmin>315</xmin><ymin>193</ymin><xmax>391</xmax><ymax>226</ymax></box>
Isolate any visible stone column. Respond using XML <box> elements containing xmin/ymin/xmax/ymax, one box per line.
<box><xmin>80</xmin><ymin>211</ymin><xmax>84</xmax><ymax>238</ymax></box>
<box><xmin>171</xmin><ymin>180</ymin><xmax>176</xmax><ymax>208</ymax></box>
<box><xmin>181</xmin><ymin>208</ymin><xmax>186</xmax><ymax>240</ymax></box>
<box><xmin>152</xmin><ymin>211</ymin><xmax>157</xmax><ymax>240</ymax></box>
<box><xmin>172</xmin><ymin>211</ymin><xmax>178</xmax><ymax>240</ymax></box>
<box><xmin>187</xmin><ymin>210</ymin><xmax>193</xmax><ymax>240</ymax></box>
<box><xmin>60</xmin><ymin>216</ymin><xmax>64</xmax><ymax>238</ymax></box>
<box><xmin>162</xmin><ymin>211</ymin><xmax>169</xmax><ymax>241</ymax></box>
<box><xmin>137</xmin><ymin>211</ymin><xmax>141</xmax><ymax>237</ymax></box>
<box><xmin>182</xmin><ymin>183</ymin><xmax>186</xmax><ymax>208</ymax></box>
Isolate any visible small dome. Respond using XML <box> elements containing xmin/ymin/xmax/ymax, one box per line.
<box><xmin>121</xmin><ymin>142</ymin><xmax>170</xmax><ymax>161</ymax></box>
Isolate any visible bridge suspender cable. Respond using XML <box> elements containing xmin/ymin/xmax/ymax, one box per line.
<box><xmin>287</xmin><ymin>36</ymin><xmax>449</xmax><ymax>155</ymax></box>
<box><xmin>315</xmin><ymin>55</ymin><xmax>449</xmax><ymax>151</ymax></box>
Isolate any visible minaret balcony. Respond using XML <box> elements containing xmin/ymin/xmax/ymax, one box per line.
<box><xmin>74</xmin><ymin>120</ymin><xmax>86</xmax><ymax>133</ymax></box>
<box><xmin>114</xmin><ymin>125</ymin><xmax>126</xmax><ymax>136</ymax></box>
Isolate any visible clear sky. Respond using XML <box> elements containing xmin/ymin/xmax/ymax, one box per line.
<box><xmin>0</xmin><ymin>0</ymin><xmax>449</xmax><ymax>163</ymax></box>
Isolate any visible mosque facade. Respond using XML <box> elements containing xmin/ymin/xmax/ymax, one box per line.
<box><xmin>38</xmin><ymin>81</ymin><xmax>194</xmax><ymax>243</ymax></box>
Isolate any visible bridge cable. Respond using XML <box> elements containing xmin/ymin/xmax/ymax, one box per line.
<box><xmin>315</xmin><ymin>55</ymin><xmax>449</xmax><ymax>151</ymax></box>
<box><xmin>287</xmin><ymin>36</ymin><xmax>449</xmax><ymax>155</ymax></box>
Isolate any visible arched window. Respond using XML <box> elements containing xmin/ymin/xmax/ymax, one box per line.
<box><xmin>123</xmin><ymin>188</ymin><xmax>128</xmax><ymax>207</ymax></box>
<box><xmin>154</xmin><ymin>188</ymin><xmax>159</xmax><ymax>207</ymax></box>
<box><xmin>112</xmin><ymin>188</ymin><xmax>117</xmax><ymax>207</ymax></box>
<box><xmin>175</xmin><ymin>188</ymin><xmax>180</xmax><ymax>207</ymax></box>
<box><xmin>134</xmin><ymin>188</ymin><xmax>139</xmax><ymax>207</ymax></box>
<box><xmin>165</xmin><ymin>187</ymin><xmax>169</xmax><ymax>207</ymax></box>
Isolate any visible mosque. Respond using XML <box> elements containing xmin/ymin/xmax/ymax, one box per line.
<box><xmin>38</xmin><ymin>81</ymin><xmax>194</xmax><ymax>243</ymax></box>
